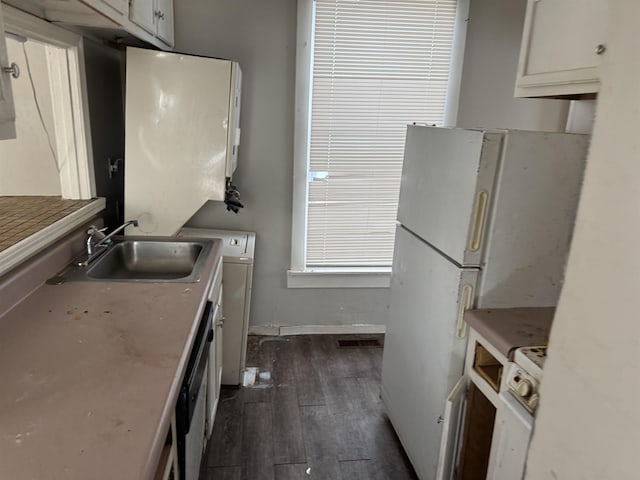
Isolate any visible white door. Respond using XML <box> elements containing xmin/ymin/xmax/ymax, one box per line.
<box><xmin>436</xmin><ymin>375</ymin><xmax>468</xmax><ymax>480</ymax></box>
<box><xmin>486</xmin><ymin>392</ymin><xmax>533</xmax><ymax>480</ymax></box>
<box><xmin>0</xmin><ymin>3</ymin><xmax>16</xmax><ymax>140</ymax></box>
<box><xmin>397</xmin><ymin>126</ymin><xmax>502</xmax><ymax>267</ymax></box>
<box><xmin>381</xmin><ymin>226</ymin><xmax>478</xmax><ymax>480</ymax></box>
<box><xmin>124</xmin><ymin>47</ymin><xmax>232</xmax><ymax>235</ymax></box>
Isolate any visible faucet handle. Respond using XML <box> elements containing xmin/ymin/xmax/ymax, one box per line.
<box><xmin>87</xmin><ymin>225</ymin><xmax>108</xmax><ymax>235</ymax></box>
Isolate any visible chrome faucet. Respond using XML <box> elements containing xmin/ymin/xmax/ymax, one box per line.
<box><xmin>79</xmin><ymin>220</ymin><xmax>139</xmax><ymax>266</ymax></box>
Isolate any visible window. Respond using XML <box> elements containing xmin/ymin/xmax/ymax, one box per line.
<box><xmin>290</xmin><ymin>0</ymin><xmax>468</xmax><ymax>287</ymax></box>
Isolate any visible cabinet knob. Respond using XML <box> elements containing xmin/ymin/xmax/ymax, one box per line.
<box><xmin>155</xmin><ymin>10</ymin><xmax>165</xmax><ymax>20</ymax></box>
<box><xmin>596</xmin><ymin>44</ymin><xmax>606</xmax><ymax>55</ymax></box>
<box><xmin>2</xmin><ymin>62</ymin><xmax>20</xmax><ymax>79</ymax></box>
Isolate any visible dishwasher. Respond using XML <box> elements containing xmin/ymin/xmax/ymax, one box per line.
<box><xmin>176</xmin><ymin>300</ymin><xmax>214</xmax><ymax>480</ymax></box>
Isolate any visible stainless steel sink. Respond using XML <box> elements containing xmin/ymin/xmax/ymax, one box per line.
<box><xmin>61</xmin><ymin>237</ymin><xmax>214</xmax><ymax>283</ymax></box>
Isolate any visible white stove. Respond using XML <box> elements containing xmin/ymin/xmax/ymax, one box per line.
<box><xmin>506</xmin><ymin>346</ymin><xmax>547</xmax><ymax>414</ymax></box>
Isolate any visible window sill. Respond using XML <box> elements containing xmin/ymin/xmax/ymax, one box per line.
<box><xmin>287</xmin><ymin>267</ymin><xmax>391</xmax><ymax>289</ymax></box>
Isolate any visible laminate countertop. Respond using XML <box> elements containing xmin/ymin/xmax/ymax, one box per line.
<box><xmin>0</xmin><ymin>242</ymin><xmax>221</xmax><ymax>480</ymax></box>
<box><xmin>464</xmin><ymin>307</ymin><xmax>555</xmax><ymax>359</ymax></box>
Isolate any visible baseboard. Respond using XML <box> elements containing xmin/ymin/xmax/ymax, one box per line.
<box><xmin>248</xmin><ymin>324</ymin><xmax>386</xmax><ymax>336</ymax></box>
<box><xmin>247</xmin><ymin>325</ymin><xmax>280</xmax><ymax>336</ymax></box>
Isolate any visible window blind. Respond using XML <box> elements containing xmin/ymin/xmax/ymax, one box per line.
<box><xmin>306</xmin><ymin>0</ymin><xmax>457</xmax><ymax>267</ymax></box>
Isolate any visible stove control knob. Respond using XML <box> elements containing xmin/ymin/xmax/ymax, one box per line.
<box><xmin>516</xmin><ymin>379</ymin><xmax>534</xmax><ymax>398</ymax></box>
<box><xmin>529</xmin><ymin>393</ymin><xmax>539</xmax><ymax>411</ymax></box>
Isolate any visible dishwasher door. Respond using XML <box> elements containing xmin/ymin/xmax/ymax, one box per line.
<box><xmin>184</xmin><ymin>373</ymin><xmax>208</xmax><ymax>480</ymax></box>
<box><xmin>177</xmin><ymin>300</ymin><xmax>214</xmax><ymax>480</ymax></box>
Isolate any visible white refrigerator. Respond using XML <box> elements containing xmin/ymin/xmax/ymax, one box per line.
<box><xmin>380</xmin><ymin>126</ymin><xmax>589</xmax><ymax>480</ymax></box>
<box><xmin>124</xmin><ymin>47</ymin><xmax>242</xmax><ymax>236</ymax></box>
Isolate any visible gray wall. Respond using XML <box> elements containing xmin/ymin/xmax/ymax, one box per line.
<box><xmin>456</xmin><ymin>0</ymin><xmax>569</xmax><ymax>131</ymax></box>
<box><xmin>173</xmin><ymin>0</ymin><xmax>571</xmax><ymax>330</ymax></box>
<box><xmin>174</xmin><ymin>0</ymin><xmax>390</xmax><ymax>329</ymax></box>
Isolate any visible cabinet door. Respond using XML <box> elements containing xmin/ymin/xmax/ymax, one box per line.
<box><xmin>436</xmin><ymin>376</ymin><xmax>467</xmax><ymax>480</ymax></box>
<box><xmin>215</xmin><ymin>295</ymin><xmax>224</xmax><ymax>390</ymax></box>
<box><xmin>0</xmin><ymin>3</ymin><xmax>16</xmax><ymax>140</ymax></box>
<box><xmin>100</xmin><ymin>0</ymin><xmax>128</xmax><ymax>15</ymax></box>
<box><xmin>155</xmin><ymin>0</ymin><xmax>174</xmax><ymax>46</ymax></box>
<box><xmin>221</xmin><ymin>262</ymin><xmax>248</xmax><ymax>385</ymax></box>
<box><xmin>486</xmin><ymin>393</ymin><xmax>532</xmax><ymax>480</ymax></box>
<box><xmin>515</xmin><ymin>0</ymin><xmax>609</xmax><ymax>97</ymax></box>
<box><xmin>129</xmin><ymin>0</ymin><xmax>155</xmax><ymax>34</ymax></box>
<box><xmin>206</xmin><ymin>288</ymin><xmax>223</xmax><ymax>439</ymax></box>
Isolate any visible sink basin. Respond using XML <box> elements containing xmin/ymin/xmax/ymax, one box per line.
<box><xmin>57</xmin><ymin>237</ymin><xmax>215</xmax><ymax>283</ymax></box>
<box><xmin>87</xmin><ymin>240</ymin><xmax>205</xmax><ymax>281</ymax></box>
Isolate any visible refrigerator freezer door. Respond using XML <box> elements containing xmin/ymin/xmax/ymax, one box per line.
<box><xmin>397</xmin><ymin>126</ymin><xmax>502</xmax><ymax>267</ymax></box>
<box><xmin>477</xmin><ymin>130</ymin><xmax>588</xmax><ymax>307</ymax></box>
<box><xmin>125</xmin><ymin>47</ymin><xmax>232</xmax><ymax>236</ymax></box>
<box><xmin>381</xmin><ymin>226</ymin><xmax>479</xmax><ymax>480</ymax></box>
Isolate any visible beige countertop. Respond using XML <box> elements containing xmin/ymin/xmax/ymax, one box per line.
<box><xmin>465</xmin><ymin>307</ymin><xmax>555</xmax><ymax>359</ymax></box>
<box><xmin>0</xmin><ymin>242</ymin><xmax>221</xmax><ymax>480</ymax></box>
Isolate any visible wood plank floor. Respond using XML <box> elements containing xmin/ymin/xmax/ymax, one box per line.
<box><xmin>202</xmin><ymin>335</ymin><xmax>418</xmax><ymax>480</ymax></box>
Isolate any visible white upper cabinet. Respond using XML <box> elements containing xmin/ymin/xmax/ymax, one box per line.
<box><xmin>515</xmin><ymin>0</ymin><xmax>609</xmax><ymax>98</ymax></box>
<box><xmin>100</xmin><ymin>0</ymin><xmax>128</xmax><ymax>15</ymax></box>
<box><xmin>129</xmin><ymin>0</ymin><xmax>156</xmax><ymax>34</ymax></box>
<box><xmin>3</xmin><ymin>0</ymin><xmax>174</xmax><ymax>50</ymax></box>
<box><xmin>0</xmin><ymin>3</ymin><xmax>16</xmax><ymax>140</ymax></box>
<box><xmin>130</xmin><ymin>0</ymin><xmax>174</xmax><ymax>46</ymax></box>
<box><xmin>155</xmin><ymin>0</ymin><xmax>174</xmax><ymax>46</ymax></box>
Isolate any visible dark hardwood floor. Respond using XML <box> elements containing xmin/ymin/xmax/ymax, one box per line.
<box><xmin>201</xmin><ymin>334</ymin><xmax>418</xmax><ymax>480</ymax></box>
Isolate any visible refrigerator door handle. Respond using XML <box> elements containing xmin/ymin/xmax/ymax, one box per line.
<box><xmin>456</xmin><ymin>284</ymin><xmax>474</xmax><ymax>339</ymax></box>
<box><xmin>469</xmin><ymin>190</ymin><xmax>489</xmax><ymax>252</ymax></box>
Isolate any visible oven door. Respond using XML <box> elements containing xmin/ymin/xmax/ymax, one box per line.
<box><xmin>486</xmin><ymin>392</ymin><xmax>533</xmax><ymax>480</ymax></box>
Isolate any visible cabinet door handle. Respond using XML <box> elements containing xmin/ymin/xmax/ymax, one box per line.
<box><xmin>2</xmin><ymin>62</ymin><xmax>20</xmax><ymax>79</ymax></box>
<box><xmin>155</xmin><ymin>10</ymin><xmax>165</xmax><ymax>19</ymax></box>
<box><xmin>596</xmin><ymin>44</ymin><xmax>606</xmax><ymax>55</ymax></box>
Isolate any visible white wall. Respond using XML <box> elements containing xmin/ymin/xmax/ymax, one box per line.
<box><xmin>174</xmin><ymin>0</ymin><xmax>390</xmax><ymax>329</ymax></box>
<box><xmin>525</xmin><ymin>3</ymin><xmax>640</xmax><ymax>479</ymax></box>
<box><xmin>456</xmin><ymin>0</ymin><xmax>569</xmax><ymax>131</ymax></box>
<box><xmin>0</xmin><ymin>37</ymin><xmax>60</xmax><ymax>196</ymax></box>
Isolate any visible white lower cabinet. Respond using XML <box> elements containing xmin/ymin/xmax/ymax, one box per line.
<box><xmin>205</xmin><ymin>261</ymin><xmax>224</xmax><ymax>440</ymax></box>
<box><xmin>438</xmin><ymin>329</ymin><xmax>533</xmax><ymax>480</ymax></box>
<box><xmin>486</xmin><ymin>393</ymin><xmax>532</xmax><ymax>480</ymax></box>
